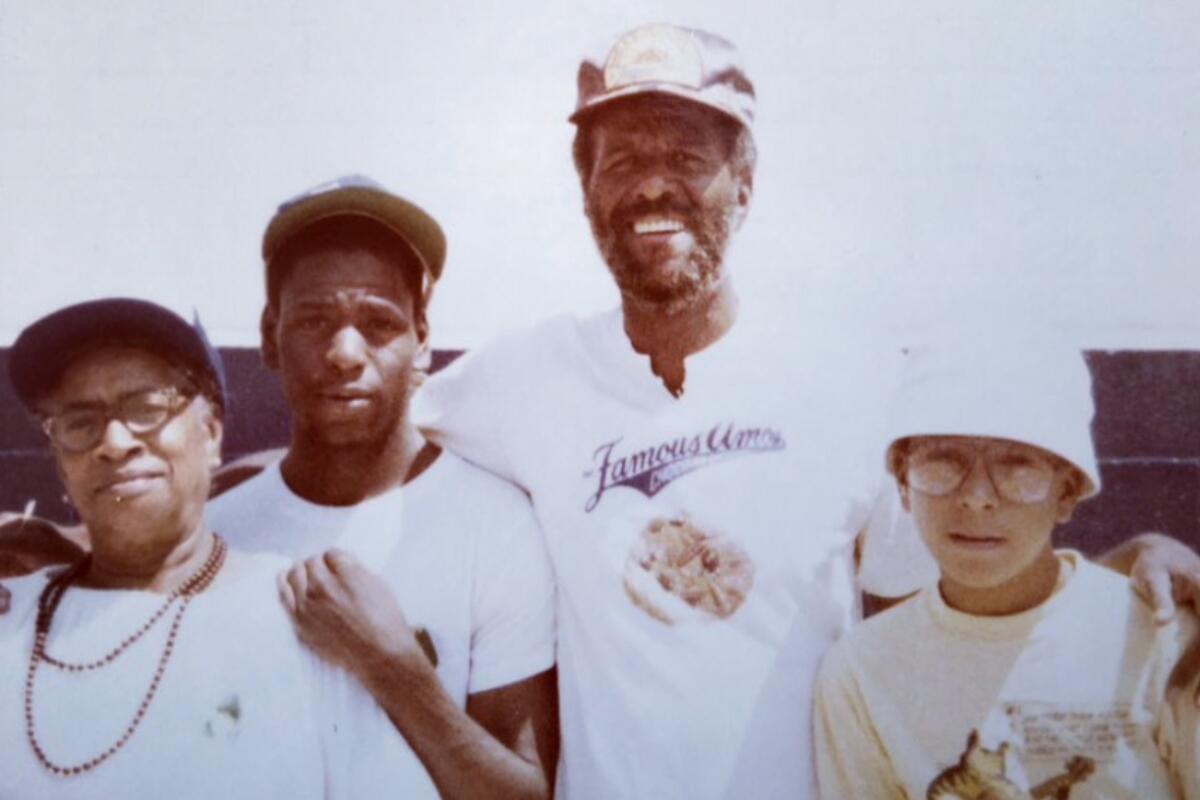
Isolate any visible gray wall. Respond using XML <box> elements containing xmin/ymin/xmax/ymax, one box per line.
<box><xmin>2</xmin><ymin>349</ymin><xmax>1197</xmax><ymax>557</ymax></box>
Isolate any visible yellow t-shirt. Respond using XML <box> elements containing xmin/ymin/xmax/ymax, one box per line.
<box><xmin>814</xmin><ymin>550</ymin><xmax>1200</xmax><ymax>799</ymax></box>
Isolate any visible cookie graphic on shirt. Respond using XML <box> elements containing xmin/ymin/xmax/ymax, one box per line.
<box><xmin>623</xmin><ymin>515</ymin><xmax>755</xmax><ymax>624</ymax></box>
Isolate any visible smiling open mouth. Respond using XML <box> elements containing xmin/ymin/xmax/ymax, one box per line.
<box><xmin>632</xmin><ymin>217</ymin><xmax>686</xmax><ymax>235</ymax></box>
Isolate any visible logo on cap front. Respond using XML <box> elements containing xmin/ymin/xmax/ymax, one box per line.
<box><xmin>604</xmin><ymin>23</ymin><xmax>704</xmax><ymax>91</ymax></box>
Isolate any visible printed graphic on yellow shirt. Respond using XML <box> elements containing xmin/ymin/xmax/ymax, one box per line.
<box><xmin>1002</xmin><ymin>701</ymin><xmax>1147</xmax><ymax>763</ymax></box>
<box><xmin>623</xmin><ymin>515</ymin><xmax>755</xmax><ymax>625</ymax></box>
<box><xmin>926</xmin><ymin>729</ymin><xmax>1095</xmax><ymax>800</ymax></box>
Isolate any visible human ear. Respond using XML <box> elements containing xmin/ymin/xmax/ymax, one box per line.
<box><xmin>260</xmin><ymin>305</ymin><xmax>281</xmax><ymax>370</ymax></box>
<box><xmin>413</xmin><ymin>337</ymin><xmax>432</xmax><ymax>373</ymax></box>
<box><xmin>738</xmin><ymin>178</ymin><xmax>753</xmax><ymax>208</ymax></box>
<box><xmin>411</xmin><ymin>304</ymin><xmax>432</xmax><ymax>369</ymax></box>
<box><xmin>415</xmin><ymin>307</ymin><xmax>430</xmax><ymax>344</ymax></box>
<box><xmin>51</xmin><ymin>451</ymin><xmax>69</xmax><ymax>495</ymax></box>
<box><xmin>729</xmin><ymin>177</ymin><xmax>753</xmax><ymax>231</ymax></box>
<box><xmin>202</xmin><ymin>407</ymin><xmax>224</xmax><ymax>471</ymax></box>
<box><xmin>1055</xmin><ymin>469</ymin><xmax>1084</xmax><ymax>523</ymax></box>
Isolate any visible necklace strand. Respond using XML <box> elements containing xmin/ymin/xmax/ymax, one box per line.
<box><xmin>25</xmin><ymin>534</ymin><xmax>226</xmax><ymax>776</ymax></box>
<box><xmin>36</xmin><ymin>546</ymin><xmax>222</xmax><ymax>672</ymax></box>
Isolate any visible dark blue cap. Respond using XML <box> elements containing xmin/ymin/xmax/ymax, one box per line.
<box><xmin>7</xmin><ymin>298</ymin><xmax>228</xmax><ymax>412</ymax></box>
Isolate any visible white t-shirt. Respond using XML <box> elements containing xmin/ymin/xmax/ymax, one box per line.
<box><xmin>0</xmin><ymin>555</ymin><xmax>437</xmax><ymax>799</ymax></box>
<box><xmin>414</xmin><ymin>306</ymin><xmax>925</xmax><ymax>799</ymax></box>
<box><xmin>206</xmin><ymin>449</ymin><xmax>556</xmax><ymax>700</ymax></box>
<box><xmin>814</xmin><ymin>551</ymin><xmax>1200</xmax><ymax>799</ymax></box>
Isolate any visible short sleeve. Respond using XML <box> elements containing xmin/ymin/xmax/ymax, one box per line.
<box><xmin>830</xmin><ymin>340</ymin><xmax>938</xmax><ymax>599</ymax></box>
<box><xmin>414</xmin><ymin>338</ymin><xmax>525</xmax><ymax>484</ymax></box>
<box><xmin>467</xmin><ymin>498</ymin><xmax>556</xmax><ymax>694</ymax></box>
<box><xmin>856</xmin><ymin>485</ymin><xmax>939</xmax><ymax>598</ymax></box>
<box><xmin>813</xmin><ymin>642</ymin><xmax>906</xmax><ymax>800</ymax></box>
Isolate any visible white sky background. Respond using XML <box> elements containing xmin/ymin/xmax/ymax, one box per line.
<box><xmin>0</xmin><ymin>1</ymin><xmax>1197</xmax><ymax>350</ymax></box>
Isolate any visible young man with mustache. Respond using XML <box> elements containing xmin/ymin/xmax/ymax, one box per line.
<box><xmin>206</xmin><ymin>177</ymin><xmax>558</xmax><ymax>800</ymax></box>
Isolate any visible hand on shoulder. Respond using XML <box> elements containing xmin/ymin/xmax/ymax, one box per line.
<box><xmin>1105</xmin><ymin>532</ymin><xmax>1200</xmax><ymax>707</ymax></box>
<box><xmin>277</xmin><ymin>549</ymin><xmax>434</xmax><ymax>685</ymax></box>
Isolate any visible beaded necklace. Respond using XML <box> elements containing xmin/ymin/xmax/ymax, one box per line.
<box><xmin>25</xmin><ymin>534</ymin><xmax>227</xmax><ymax>776</ymax></box>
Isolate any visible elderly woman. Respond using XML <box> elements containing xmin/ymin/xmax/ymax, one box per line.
<box><xmin>0</xmin><ymin>298</ymin><xmax>434</xmax><ymax>798</ymax></box>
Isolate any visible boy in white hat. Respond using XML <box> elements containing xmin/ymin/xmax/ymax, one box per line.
<box><xmin>814</xmin><ymin>340</ymin><xmax>1200</xmax><ymax>799</ymax></box>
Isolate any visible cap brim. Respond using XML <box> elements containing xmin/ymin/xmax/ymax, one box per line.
<box><xmin>262</xmin><ymin>186</ymin><xmax>446</xmax><ymax>283</ymax></box>
<box><xmin>569</xmin><ymin>83</ymin><xmax>752</xmax><ymax>129</ymax></box>
<box><xmin>7</xmin><ymin>298</ymin><xmax>224</xmax><ymax>411</ymax></box>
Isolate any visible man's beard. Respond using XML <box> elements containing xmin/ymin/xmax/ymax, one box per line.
<box><xmin>587</xmin><ymin>196</ymin><xmax>733</xmax><ymax>313</ymax></box>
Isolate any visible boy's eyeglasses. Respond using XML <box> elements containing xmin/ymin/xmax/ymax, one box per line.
<box><xmin>905</xmin><ymin>439</ymin><xmax>1062</xmax><ymax>505</ymax></box>
<box><xmin>42</xmin><ymin>387</ymin><xmax>194</xmax><ymax>454</ymax></box>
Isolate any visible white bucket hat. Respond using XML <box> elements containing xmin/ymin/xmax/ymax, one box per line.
<box><xmin>884</xmin><ymin>333</ymin><xmax>1101</xmax><ymax>499</ymax></box>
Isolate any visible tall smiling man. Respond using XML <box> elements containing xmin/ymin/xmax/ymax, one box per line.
<box><xmin>206</xmin><ymin>177</ymin><xmax>558</xmax><ymax>800</ymax></box>
<box><xmin>414</xmin><ymin>24</ymin><xmax>909</xmax><ymax>798</ymax></box>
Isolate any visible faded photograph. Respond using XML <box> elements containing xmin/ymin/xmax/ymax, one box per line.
<box><xmin>1</xmin><ymin>3</ymin><xmax>1198</xmax><ymax>798</ymax></box>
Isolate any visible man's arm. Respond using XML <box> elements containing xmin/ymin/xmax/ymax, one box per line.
<box><xmin>279</xmin><ymin>550</ymin><xmax>556</xmax><ymax>800</ymax></box>
<box><xmin>465</xmin><ymin>670</ymin><xmax>559</xmax><ymax>793</ymax></box>
<box><xmin>1166</xmin><ymin>639</ymin><xmax>1200</xmax><ymax>800</ymax></box>
<box><xmin>0</xmin><ymin>512</ymin><xmax>87</xmax><ymax>613</ymax></box>
<box><xmin>1097</xmin><ymin>532</ymin><xmax>1200</xmax><ymax>705</ymax></box>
